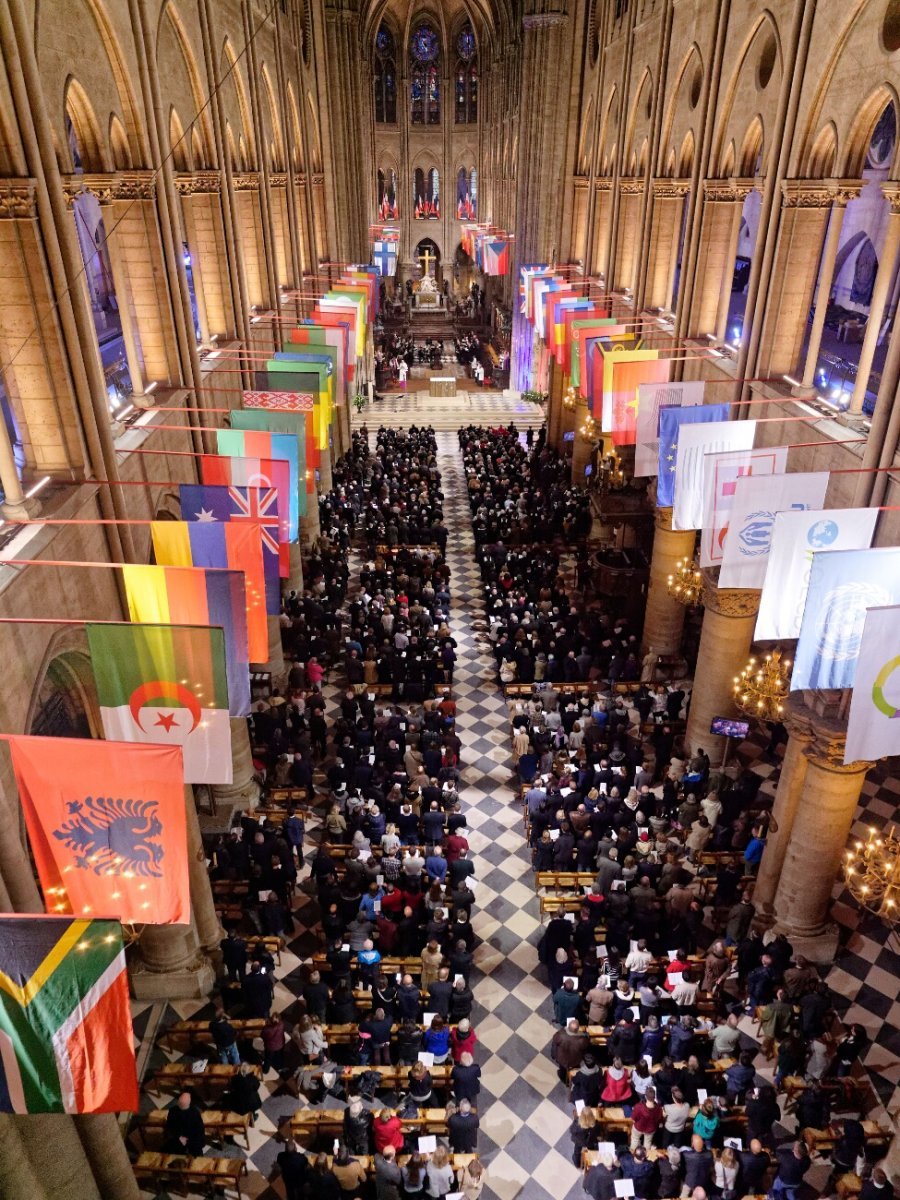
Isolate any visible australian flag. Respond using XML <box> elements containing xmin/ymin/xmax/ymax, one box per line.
<box><xmin>180</xmin><ymin>483</ymin><xmax>281</xmax><ymax>614</ymax></box>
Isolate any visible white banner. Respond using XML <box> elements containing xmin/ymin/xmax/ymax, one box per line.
<box><xmin>673</xmin><ymin>420</ymin><xmax>757</xmax><ymax>531</ymax></box>
<box><xmin>845</xmin><ymin>605</ymin><xmax>900</xmax><ymax>763</ymax></box>
<box><xmin>634</xmin><ymin>381</ymin><xmax>704</xmax><ymax>476</ymax></box>
<box><xmin>756</xmin><ymin>507</ymin><xmax>879</xmax><ymax>640</ymax></box>
<box><xmin>719</xmin><ymin>471</ymin><xmax>830</xmax><ymax>589</ymax></box>
<box><xmin>700</xmin><ymin>445</ymin><xmax>788</xmax><ymax>567</ymax></box>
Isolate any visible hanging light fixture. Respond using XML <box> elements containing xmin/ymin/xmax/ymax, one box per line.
<box><xmin>578</xmin><ymin>412</ymin><xmax>599</xmax><ymax>444</ymax></box>
<box><xmin>563</xmin><ymin>384</ymin><xmax>577</xmax><ymax>412</ymax></box>
<box><xmin>844</xmin><ymin>826</ymin><xmax>900</xmax><ymax>935</ymax></box>
<box><xmin>666</xmin><ymin>556</ymin><xmax>702</xmax><ymax>606</ymax></box>
<box><xmin>732</xmin><ymin>648</ymin><xmax>792</xmax><ymax>722</ymax></box>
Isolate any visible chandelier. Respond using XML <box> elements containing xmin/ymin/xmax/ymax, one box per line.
<box><xmin>844</xmin><ymin>827</ymin><xmax>900</xmax><ymax>931</ymax></box>
<box><xmin>563</xmin><ymin>385</ymin><xmax>577</xmax><ymax>412</ymax></box>
<box><xmin>666</xmin><ymin>556</ymin><xmax>702</xmax><ymax>606</ymax></box>
<box><xmin>579</xmin><ymin>413</ymin><xmax>599</xmax><ymax>444</ymax></box>
<box><xmin>732</xmin><ymin>648</ymin><xmax>792</xmax><ymax>722</ymax></box>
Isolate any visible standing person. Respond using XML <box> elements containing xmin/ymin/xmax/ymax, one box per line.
<box><xmin>771</xmin><ymin>1141</ymin><xmax>811</xmax><ymax>1200</ymax></box>
<box><xmin>447</xmin><ymin>1098</ymin><xmax>479</xmax><ymax>1153</ymax></box>
<box><xmin>426</xmin><ymin>1145</ymin><xmax>455</xmax><ymax>1199</ymax></box>
<box><xmin>375</xmin><ymin>1145</ymin><xmax>404</xmax><ymax>1200</ymax></box>
<box><xmin>458</xmin><ymin>1157</ymin><xmax>486</xmax><ymax>1200</ymax></box>
<box><xmin>277</xmin><ymin>1139</ymin><xmax>309</xmax><ymax>1200</ymax></box>
<box><xmin>209</xmin><ymin>1009</ymin><xmax>240</xmax><ymax>1066</ymax></box>
<box><xmin>164</xmin><ymin>1092</ymin><xmax>206</xmax><ymax>1155</ymax></box>
<box><xmin>261</xmin><ymin>1013</ymin><xmax>287</xmax><ymax>1076</ymax></box>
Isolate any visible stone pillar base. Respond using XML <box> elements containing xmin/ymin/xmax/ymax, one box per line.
<box><xmin>1</xmin><ymin>495</ymin><xmax>41</xmax><ymax>520</ymax></box>
<box><xmin>789</xmin><ymin>383</ymin><xmax>817</xmax><ymax>399</ymax></box>
<box><xmin>130</xmin><ymin>954</ymin><xmax>216</xmax><ymax>1000</ymax></box>
<box><xmin>771</xmin><ymin>922</ymin><xmax>841</xmax><ymax>965</ymax></box>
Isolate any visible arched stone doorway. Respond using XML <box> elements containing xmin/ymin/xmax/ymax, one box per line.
<box><xmin>411</xmin><ymin>238</ymin><xmax>444</xmax><ymax>307</ymax></box>
<box><xmin>26</xmin><ymin>630</ymin><xmax>102</xmax><ymax>740</ymax></box>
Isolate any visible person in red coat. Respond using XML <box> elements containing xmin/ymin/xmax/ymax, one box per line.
<box><xmin>373</xmin><ymin>1108</ymin><xmax>405</xmax><ymax>1155</ymax></box>
<box><xmin>451</xmin><ymin>1019</ymin><xmax>478</xmax><ymax>1062</ymax></box>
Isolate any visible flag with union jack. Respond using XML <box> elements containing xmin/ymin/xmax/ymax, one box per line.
<box><xmin>179</xmin><ymin>483</ymin><xmax>282</xmax><ymax>614</ymax></box>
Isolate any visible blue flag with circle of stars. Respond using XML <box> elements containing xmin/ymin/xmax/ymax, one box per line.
<box><xmin>657</xmin><ymin>403</ymin><xmax>730</xmax><ymax>507</ymax></box>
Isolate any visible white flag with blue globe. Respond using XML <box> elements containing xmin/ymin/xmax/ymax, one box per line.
<box><xmin>719</xmin><ymin>471</ymin><xmax>829</xmax><ymax>589</ymax></box>
<box><xmin>755</xmin><ymin>508</ymin><xmax>879</xmax><ymax>640</ymax></box>
<box><xmin>791</xmin><ymin>547</ymin><xmax>900</xmax><ymax>691</ymax></box>
<box><xmin>845</xmin><ymin>605</ymin><xmax>900</xmax><ymax>763</ymax></box>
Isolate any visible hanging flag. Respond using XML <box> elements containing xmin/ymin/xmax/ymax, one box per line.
<box><xmin>483</xmin><ymin>237</ymin><xmax>510</xmax><ymax>276</ymax></box>
<box><xmin>180</xmin><ymin>483</ymin><xmax>281</xmax><ymax>615</ymax></box>
<box><xmin>845</xmin><ymin>606</ymin><xmax>900</xmax><ymax>762</ymax></box>
<box><xmin>792</xmin><ymin>548</ymin><xmax>900</xmax><ymax>691</ymax></box>
<box><xmin>86</xmin><ymin>621</ymin><xmax>233</xmax><ymax>784</ymax></box>
<box><xmin>215</xmin><ymin>429</ymin><xmax>301</xmax><ymax>538</ymax></box>
<box><xmin>756</xmin><ymin>507</ymin><xmax>879</xmax><ymax>640</ymax></box>
<box><xmin>150</xmin><ymin>521</ymin><xmax>267</xmax><ymax>664</ymax></box>
<box><xmin>607</xmin><ymin>351</ymin><xmax>670</xmax><ymax>445</ymax></box>
<box><xmin>656</xmin><ymin>403</ymin><xmax>730</xmax><ymax>507</ymax></box>
<box><xmin>10</xmin><ymin>731</ymin><xmax>189</xmax><ymax>922</ymax></box>
<box><xmin>700</xmin><ymin>445</ymin><xmax>789</xmax><ymax>568</ymax></box>
<box><xmin>571</xmin><ymin>321</ymin><xmax>626</xmax><ymax>392</ymax></box>
<box><xmin>672</xmin><ymin>419</ymin><xmax>757</xmax><ymax>531</ymax></box>
<box><xmin>635</xmin><ymin>380</ymin><xmax>705</xmax><ymax>476</ymax></box>
<box><xmin>0</xmin><ymin>915</ymin><xmax>138</xmax><ymax>1114</ymax></box>
<box><xmin>230</xmin><ymin>409</ymin><xmax>311</xmax><ymax>518</ymax></box>
<box><xmin>374</xmin><ymin>238</ymin><xmax>399</xmax><ymax>277</ymax></box>
<box><xmin>122</xmin><ymin>564</ymin><xmax>250</xmax><ymax>717</ymax></box>
<box><xmin>719</xmin><ymin>471</ymin><xmax>830</xmax><ymax>589</ymax></box>
<box><xmin>242</xmin><ymin>390</ymin><xmax>314</xmax><ymax>412</ymax></box>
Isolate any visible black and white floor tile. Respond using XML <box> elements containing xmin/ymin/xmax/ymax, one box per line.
<box><xmin>131</xmin><ymin>399</ymin><xmax>898</xmax><ymax>1198</ymax></box>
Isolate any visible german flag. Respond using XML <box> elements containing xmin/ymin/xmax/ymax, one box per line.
<box><xmin>0</xmin><ymin>916</ymin><xmax>137</xmax><ymax>1113</ymax></box>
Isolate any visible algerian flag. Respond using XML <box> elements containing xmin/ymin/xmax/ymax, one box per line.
<box><xmin>86</xmin><ymin>623</ymin><xmax>232</xmax><ymax>784</ymax></box>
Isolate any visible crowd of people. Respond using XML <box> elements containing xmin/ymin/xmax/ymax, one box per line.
<box><xmin>163</xmin><ymin>430</ymin><xmax>489</xmax><ymax>1200</ymax></box>
<box><xmin>457</xmin><ymin>423</ymin><xmax>888</xmax><ymax>1200</ymax></box>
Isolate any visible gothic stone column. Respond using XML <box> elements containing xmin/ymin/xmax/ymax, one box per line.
<box><xmin>645</xmin><ymin>180</ymin><xmax>689</xmax><ymax>311</ymax></box>
<box><xmin>269</xmin><ymin>173</ymin><xmax>292</xmax><ymax>289</ymax></box>
<box><xmin>684</xmin><ymin>570</ymin><xmax>759</xmax><ymax>766</ymax></box>
<box><xmin>687</xmin><ymin>180</ymin><xmax>751</xmax><ymax>339</ymax></box>
<box><xmin>211</xmin><ymin>716</ymin><xmax>261</xmax><ymax>819</ymax></box>
<box><xmin>756</xmin><ymin>181</ymin><xmax>848</xmax><ymax>379</ymax></box>
<box><xmin>0</xmin><ymin>179</ymin><xmax>85</xmax><ymax>474</ymax></box>
<box><xmin>641</xmin><ymin>506</ymin><xmax>696</xmax><ymax>656</ymax></box>
<box><xmin>233</xmin><ymin>173</ymin><xmax>270</xmax><ymax>310</ymax></box>
<box><xmin>849</xmin><ymin>183</ymin><xmax>900</xmax><ymax>413</ymax></box>
<box><xmin>177</xmin><ymin>171</ymin><xmax>237</xmax><ymax>341</ymax></box>
<box><xmin>613</xmin><ymin>180</ymin><xmax>644</xmax><ymax>293</ymax></box>
<box><xmin>798</xmin><ymin>184</ymin><xmax>861</xmax><ymax>391</ymax></box>
<box><xmin>73</xmin><ymin>1115</ymin><xmax>140</xmax><ymax>1200</ymax></box>
<box><xmin>752</xmin><ymin>693</ymin><xmax>815</xmax><ymax>921</ymax></box>
<box><xmin>772</xmin><ymin>700</ymin><xmax>873</xmax><ymax>961</ymax></box>
<box><xmin>592</xmin><ymin>179</ymin><xmax>614</xmax><ymax>278</ymax></box>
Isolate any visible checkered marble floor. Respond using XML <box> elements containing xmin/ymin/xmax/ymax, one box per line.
<box><xmin>130</xmin><ymin>406</ymin><xmax>899</xmax><ymax>1196</ymax></box>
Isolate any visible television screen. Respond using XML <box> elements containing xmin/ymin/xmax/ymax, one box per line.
<box><xmin>710</xmin><ymin>716</ymin><xmax>750</xmax><ymax>738</ymax></box>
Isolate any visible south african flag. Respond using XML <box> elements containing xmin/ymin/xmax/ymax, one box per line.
<box><xmin>0</xmin><ymin>916</ymin><xmax>138</xmax><ymax>1113</ymax></box>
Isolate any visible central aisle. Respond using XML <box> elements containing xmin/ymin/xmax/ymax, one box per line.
<box><xmin>435</xmin><ymin>431</ymin><xmax>585</xmax><ymax>1200</ymax></box>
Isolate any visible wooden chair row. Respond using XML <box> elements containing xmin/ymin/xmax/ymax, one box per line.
<box><xmin>152</xmin><ymin>1063</ymin><xmax>262</xmax><ymax>1094</ymax></box>
<box><xmin>291</xmin><ymin>1107</ymin><xmax>453</xmax><ymax>1141</ymax></box>
<box><xmin>132</xmin><ymin>1152</ymin><xmax>247</xmax><ymax>1199</ymax></box>
<box><xmin>138</xmin><ymin>1109</ymin><xmax>252</xmax><ymax>1150</ymax></box>
<box><xmin>160</xmin><ymin>1018</ymin><xmax>266</xmax><ymax>1053</ymax></box>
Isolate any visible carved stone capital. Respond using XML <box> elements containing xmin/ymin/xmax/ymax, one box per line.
<box><xmin>328</xmin><ymin>9</ymin><xmax>358</xmax><ymax>25</ymax></box>
<box><xmin>595</xmin><ymin>177</ymin><xmax>614</xmax><ymax>193</ymax></box>
<box><xmin>312</xmin><ymin>174</ymin><xmax>325</xmax><ymax>186</ymax></box>
<box><xmin>620</xmin><ymin>178</ymin><xmax>645</xmax><ymax>196</ymax></box>
<box><xmin>523</xmin><ymin>12</ymin><xmax>568</xmax><ymax>29</ymax></box>
<box><xmin>61</xmin><ymin>173</ymin><xmax>117</xmax><ymax>207</ymax></box>
<box><xmin>703</xmin><ymin>178</ymin><xmax>753</xmax><ymax>204</ymax></box>
<box><xmin>700</xmin><ymin>567</ymin><xmax>760</xmax><ymax>617</ymax></box>
<box><xmin>781</xmin><ymin>179</ymin><xmax>849</xmax><ymax>209</ymax></box>
<box><xmin>881</xmin><ymin>181</ymin><xmax>900</xmax><ymax>213</ymax></box>
<box><xmin>652</xmin><ymin>177</ymin><xmax>691</xmax><ymax>199</ymax></box>
<box><xmin>175</xmin><ymin>171</ymin><xmax>222</xmax><ymax>196</ymax></box>
<box><xmin>655</xmin><ymin>505</ymin><xmax>676</xmax><ymax>532</ymax></box>
<box><xmin>780</xmin><ymin>691</ymin><xmax>872</xmax><ymax>771</ymax></box>
<box><xmin>233</xmin><ymin>172</ymin><xmax>261</xmax><ymax>192</ymax></box>
<box><xmin>112</xmin><ymin>170</ymin><xmax>157</xmax><ymax>200</ymax></box>
<box><xmin>0</xmin><ymin>177</ymin><xmax>38</xmax><ymax>219</ymax></box>
<box><xmin>270</xmin><ymin>173</ymin><xmax>288</xmax><ymax>188</ymax></box>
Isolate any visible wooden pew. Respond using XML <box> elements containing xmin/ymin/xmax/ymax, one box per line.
<box><xmin>159</xmin><ymin>1018</ymin><xmax>266</xmax><ymax>1053</ymax></box>
<box><xmin>138</xmin><ymin>1108</ymin><xmax>252</xmax><ymax>1150</ymax></box>
<box><xmin>312</xmin><ymin>953</ymin><xmax>426</xmax><ymax>978</ymax></box>
<box><xmin>337</xmin><ymin>1064</ymin><xmax>453</xmax><ymax>1093</ymax></box>
<box><xmin>781</xmin><ymin>1076</ymin><xmax>870</xmax><ymax>1113</ymax></box>
<box><xmin>291</xmin><ymin>1106</ymin><xmax>453</xmax><ymax>1144</ymax></box>
<box><xmin>540</xmin><ymin>894</ymin><xmax>600</xmax><ymax>920</ymax></box>
<box><xmin>801</xmin><ymin>1119</ymin><xmax>891</xmax><ymax>1156</ymax></box>
<box><xmin>300</xmin><ymin>1152</ymin><xmax>477</xmax><ymax>1177</ymax></box>
<box><xmin>151</xmin><ymin>1063</ymin><xmax>262</xmax><ymax>1096</ymax></box>
<box><xmin>536</xmin><ymin>871</ymin><xmax>595</xmax><ymax>891</ymax></box>
<box><xmin>320</xmin><ymin>1021</ymin><xmax>458</xmax><ymax>1045</ymax></box>
<box><xmin>132</xmin><ymin>1151</ymin><xmax>247</xmax><ymax>1198</ymax></box>
<box><xmin>265</xmin><ymin>788</ymin><xmax>313</xmax><ymax>807</ymax></box>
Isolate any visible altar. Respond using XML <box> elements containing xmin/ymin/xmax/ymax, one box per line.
<box><xmin>412</xmin><ymin>272</ymin><xmax>442</xmax><ymax>309</ymax></box>
<box><xmin>430</xmin><ymin>376</ymin><xmax>456</xmax><ymax>397</ymax></box>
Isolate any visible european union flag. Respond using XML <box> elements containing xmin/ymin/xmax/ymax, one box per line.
<box><xmin>656</xmin><ymin>403</ymin><xmax>730</xmax><ymax>507</ymax></box>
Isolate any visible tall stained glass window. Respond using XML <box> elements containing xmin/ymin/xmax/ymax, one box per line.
<box><xmin>411</xmin><ymin>25</ymin><xmax>440</xmax><ymax>125</ymax></box>
<box><xmin>455</xmin><ymin>23</ymin><xmax>477</xmax><ymax>124</ymax></box>
<box><xmin>374</xmin><ymin>24</ymin><xmax>396</xmax><ymax>124</ymax></box>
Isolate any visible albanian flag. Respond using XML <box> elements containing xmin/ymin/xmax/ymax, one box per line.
<box><xmin>0</xmin><ymin>915</ymin><xmax>138</xmax><ymax>1113</ymax></box>
<box><xmin>9</xmin><ymin>733</ymin><xmax>189</xmax><ymax>925</ymax></box>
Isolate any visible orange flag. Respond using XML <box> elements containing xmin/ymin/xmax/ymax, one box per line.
<box><xmin>9</xmin><ymin>735</ymin><xmax>189</xmax><ymax>925</ymax></box>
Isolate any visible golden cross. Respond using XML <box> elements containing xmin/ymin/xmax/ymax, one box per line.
<box><xmin>418</xmin><ymin>247</ymin><xmax>436</xmax><ymax>275</ymax></box>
